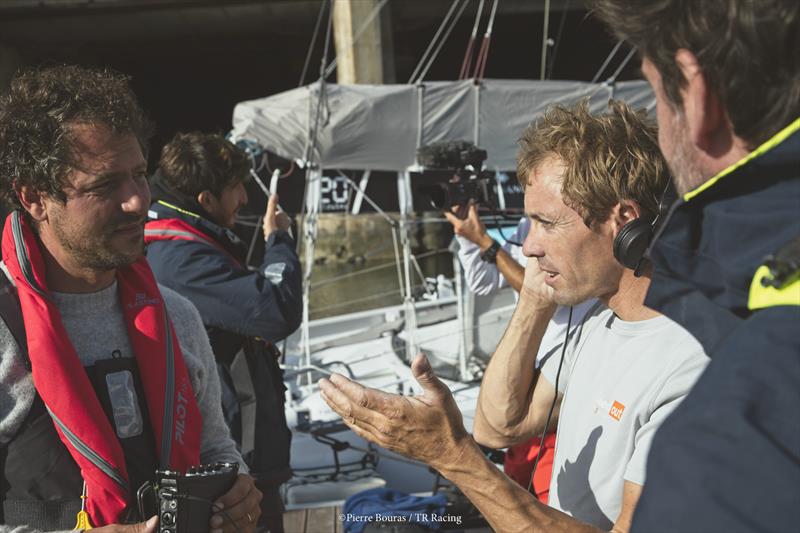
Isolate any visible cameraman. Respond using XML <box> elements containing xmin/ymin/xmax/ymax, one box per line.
<box><xmin>445</xmin><ymin>200</ymin><xmax>594</xmax><ymax>504</ymax></box>
<box><xmin>446</xmin><ymin>201</ymin><xmax>527</xmax><ymax>295</ymax></box>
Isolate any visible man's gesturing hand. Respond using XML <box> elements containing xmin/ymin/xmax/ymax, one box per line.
<box><xmin>444</xmin><ymin>202</ymin><xmax>493</xmax><ymax>250</ymax></box>
<box><xmin>210</xmin><ymin>473</ymin><xmax>262</xmax><ymax>533</ymax></box>
<box><xmin>319</xmin><ymin>354</ymin><xmax>472</xmax><ymax>473</ymax></box>
<box><xmin>262</xmin><ymin>194</ymin><xmax>291</xmax><ymax>240</ymax></box>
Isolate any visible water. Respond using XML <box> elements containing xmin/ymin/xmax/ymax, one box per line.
<box><xmin>308</xmin><ymin>253</ymin><xmax>454</xmax><ymax>320</ymax></box>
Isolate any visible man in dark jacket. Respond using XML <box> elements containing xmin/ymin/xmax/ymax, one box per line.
<box><xmin>590</xmin><ymin>1</ymin><xmax>800</xmax><ymax>530</ymax></box>
<box><xmin>145</xmin><ymin>132</ymin><xmax>302</xmax><ymax>532</ymax></box>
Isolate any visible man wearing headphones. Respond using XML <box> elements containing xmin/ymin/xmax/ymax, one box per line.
<box><xmin>445</xmin><ymin>193</ymin><xmax>596</xmax><ymax>504</ymax></box>
<box><xmin>318</xmin><ymin>101</ymin><xmax>709</xmax><ymax>532</ymax></box>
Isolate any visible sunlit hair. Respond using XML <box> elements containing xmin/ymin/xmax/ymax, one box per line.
<box><xmin>517</xmin><ymin>100</ymin><xmax>669</xmax><ymax>227</ymax></box>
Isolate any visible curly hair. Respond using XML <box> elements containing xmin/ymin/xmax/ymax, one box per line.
<box><xmin>590</xmin><ymin>0</ymin><xmax>800</xmax><ymax>149</ymax></box>
<box><xmin>0</xmin><ymin>64</ymin><xmax>153</xmax><ymax>207</ymax></box>
<box><xmin>158</xmin><ymin>132</ymin><xmax>250</xmax><ymax>198</ymax></box>
<box><xmin>517</xmin><ymin>100</ymin><xmax>669</xmax><ymax>227</ymax></box>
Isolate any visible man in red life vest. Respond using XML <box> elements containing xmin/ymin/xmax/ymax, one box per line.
<box><xmin>0</xmin><ymin>65</ymin><xmax>261</xmax><ymax>532</ymax></box>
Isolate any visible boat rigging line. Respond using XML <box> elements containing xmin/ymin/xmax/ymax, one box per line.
<box><xmin>416</xmin><ymin>0</ymin><xmax>472</xmax><ymax>83</ymax></box>
<box><xmin>298</xmin><ymin>0</ymin><xmax>328</xmax><ymax>87</ymax></box>
<box><xmin>333</xmin><ymin>170</ymin><xmax>406</xmax><ymax>299</ymax></box>
<box><xmin>608</xmin><ymin>46</ymin><xmax>638</xmax><ymax>82</ymax></box>
<box><xmin>298</xmin><ymin>0</ymin><xmax>335</xmax><ymax>384</ymax></box>
<box><xmin>408</xmin><ymin>0</ymin><xmax>465</xmax><ymax>84</ymax></box>
<box><xmin>591</xmin><ymin>39</ymin><xmax>624</xmax><ymax>83</ymax></box>
<box><xmin>545</xmin><ymin>0</ymin><xmax>571</xmax><ymax>79</ymax></box>
<box><xmin>458</xmin><ymin>0</ymin><xmax>485</xmax><ymax>80</ymax></box>
<box><xmin>472</xmin><ymin>0</ymin><xmax>499</xmax><ymax>81</ymax></box>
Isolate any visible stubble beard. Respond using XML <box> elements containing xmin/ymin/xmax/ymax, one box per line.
<box><xmin>52</xmin><ymin>219</ymin><xmax>144</xmax><ymax>271</ymax></box>
<box><xmin>667</xmin><ymin>112</ymin><xmax>707</xmax><ymax>196</ymax></box>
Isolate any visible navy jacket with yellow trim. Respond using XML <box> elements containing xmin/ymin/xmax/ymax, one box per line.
<box><xmin>632</xmin><ymin>121</ymin><xmax>800</xmax><ymax>531</ymax></box>
<box><xmin>145</xmin><ymin>179</ymin><xmax>301</xmax><ymax>483</ymax></box>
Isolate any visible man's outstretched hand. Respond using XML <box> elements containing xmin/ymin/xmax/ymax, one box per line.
<box><xmin>319</xmin><ymin>354</ymin><xmax>472</xmax><ymax>472</ymax></box>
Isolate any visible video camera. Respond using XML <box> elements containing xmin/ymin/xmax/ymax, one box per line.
<box><xmin>136</xmin><ymin>462</ymin><xmax>238</xmax><ymax>533</ymax></box>
<box><xmin>416</xmin><ymin>141</ymin><xmax>496</xmax><ymax>209</ymax></box>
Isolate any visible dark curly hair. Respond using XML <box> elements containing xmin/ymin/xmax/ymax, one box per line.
<box><xmin>158</xmin><ymin>132</ymin><xmax>250</xmax><ymax>198</ymax></box>
<box><xmin>0</xmin><ymin>64</ymin><xmax>154</xmax><ymax>207</ymax></box>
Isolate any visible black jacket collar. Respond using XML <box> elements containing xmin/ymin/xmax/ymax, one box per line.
<box><xmin>645</xmin><ymin>119</ymin><xmax>800</xmax><ymax>353</ymax></box>
<box><xmin>148</xmin><ymin>172</ymin><xmax>247</xmax><ymax>262</ymax></box>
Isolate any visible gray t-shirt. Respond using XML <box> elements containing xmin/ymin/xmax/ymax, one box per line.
<box><xmin>540</xmin><ymin>303</ymin><xmax>709</xmax><ymax>529</ymax></box>
<box><xmin>0</xmin><ymin>273</ymin><xmax>245</xmax><ymax>533</ymax></box>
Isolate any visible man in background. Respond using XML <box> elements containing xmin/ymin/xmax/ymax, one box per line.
<box><xmin>146</xmin><ymin>132</ymin><xmax>302</xmax><ymax>532</ymax></box>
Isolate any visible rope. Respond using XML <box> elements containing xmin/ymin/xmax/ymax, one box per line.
<box><xmin>459</xmin><ymin>0</ymin><xmax>485</xmax><ymax>80</ymax></box>
<box><xmin>416</xmin><ymin>0</ymin><xmax>471</xmax><ymax>84</ymax></box>
<box><xmin>408</xmin><ymin>0</ymin><xmax>463</xmax><ymax>84</ymax></box>
<box><xmin>324</xmin><ymin>0</ymin><xmax>390</xmax><ymax>80</ymax></box>
<box><xmin>264</xmin><ymin>157</ymin><xmax>296</xmax><ymax>179</ymax></box>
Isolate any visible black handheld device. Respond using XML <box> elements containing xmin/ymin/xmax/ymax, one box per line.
<box><xmin>137</xmin><ymin>462</ymin><xmax>239</xmax><ymax>533</ymax></box>
<box><xmin>416</xmin><ymin>140</ymin><xmax>497</xmax><ymax>209</ymax></box>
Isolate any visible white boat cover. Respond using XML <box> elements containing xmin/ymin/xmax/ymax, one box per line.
<box><xmin>230</xmin><ymin>79</ymin><xmax>655</xmax><ymax>172</ymax></box>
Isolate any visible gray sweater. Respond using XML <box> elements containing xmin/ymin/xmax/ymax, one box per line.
<box><xmin>0</xmin><ymin>270</ymin><xmax>246</xmax><ymax>532</ymax></box>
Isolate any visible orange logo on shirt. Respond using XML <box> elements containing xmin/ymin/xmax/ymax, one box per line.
<box><xmin>609</xmin><ymin>401</ymin><xmax>625</xmax><ymax>421</ymax></box>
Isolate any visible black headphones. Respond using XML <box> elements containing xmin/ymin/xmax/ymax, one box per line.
<box><xmin>612</xmin><ymin>182</ymin><xmax>677</xmax><ymax>274</ymax></box>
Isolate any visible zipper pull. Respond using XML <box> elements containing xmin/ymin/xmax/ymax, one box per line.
<box><xmin>74</xmin><ymin>481</ymin><xmax>93</xmax><ymax>530</ymax></box>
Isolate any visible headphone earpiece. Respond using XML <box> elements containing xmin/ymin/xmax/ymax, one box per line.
<box><xmin>613</xmin><ymin>218</ymin><xmax>653</xmax><ymax>270</ymax></box>
<box><xmin>612</xmin><ymin>181</ymin><xmax>678</xmax><ymax>272</ymax></box>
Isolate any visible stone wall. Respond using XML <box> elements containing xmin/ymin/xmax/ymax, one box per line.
<box><xmin>298</xmin><ymin>212</ymin><xmax>452</xmax><ymax>265</ymax></box>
